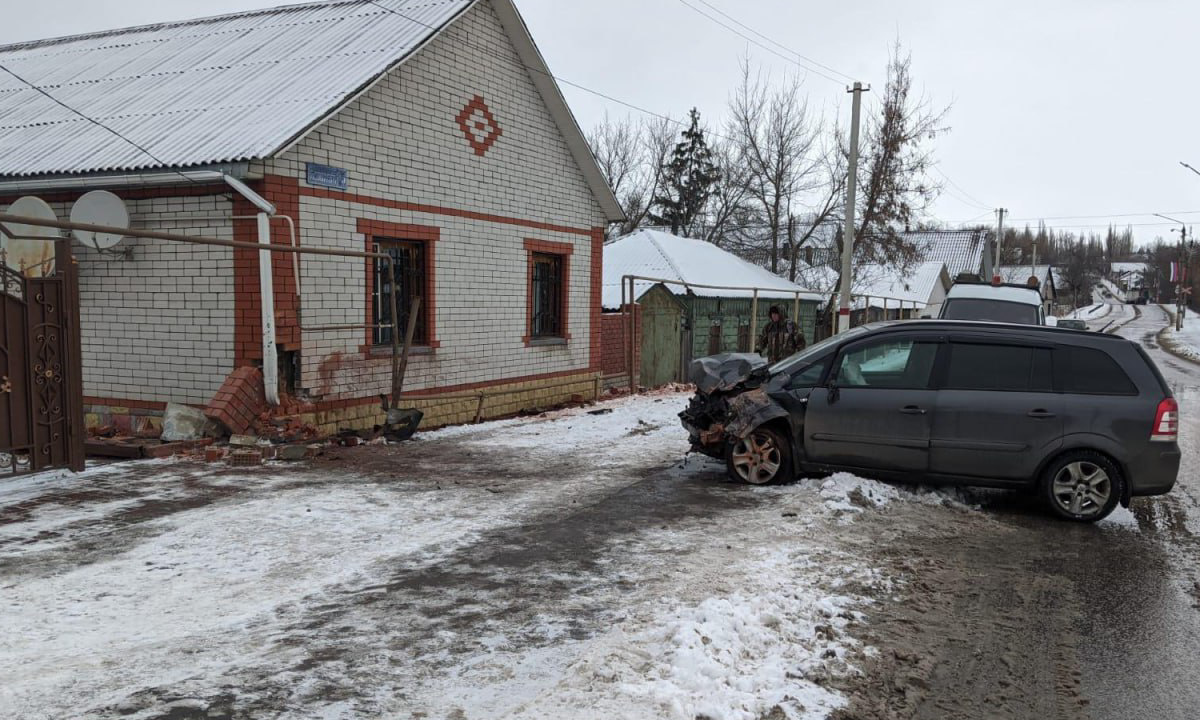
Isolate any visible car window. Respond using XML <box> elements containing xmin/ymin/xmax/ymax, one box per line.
<box><xmin>944</xmin><ymin>343</ymin><xmax>1053</xmax><ymax>392</ymax></box>
<box><xmin>786</xmin><ymin>355</ymin><xmax>832</xmax><ymax>390</ymax></box>
<box><xmin>770</xmin><ymin>326</ymin><xmax>868</xmax><ymax>374</ymax></box>
<box><xmin>1062</xmin><ymin>346</ymin><xmax>1137</xmax><ymax>395</ymax></box>
<box><xmin>836</xmin><ymin>339</ymin><xmax>938</xmax><ymax>389</ymax></box>
<box><xmin>941</xmin><ymin>299</ymin><xmax>1040</xmax><ymax>325</ymax></box>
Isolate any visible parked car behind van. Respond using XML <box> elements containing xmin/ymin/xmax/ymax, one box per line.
<box><xmin>1057</xmin><ymin>319</ymin><xmax>1089</xmax><ymax>331</ymax></box>
<box><xmin>680</xmin><ymin>321</ymin><xmax>1179</xmax><ymax>522</ymax></box>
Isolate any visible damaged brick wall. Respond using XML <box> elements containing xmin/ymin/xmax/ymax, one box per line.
<box><xmin>206</xmin><ymin>367</ymin><xmax>268</xmax><ymax>435</ymax></box>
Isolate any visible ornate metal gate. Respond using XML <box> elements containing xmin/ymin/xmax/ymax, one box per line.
<box><xmin>1</xmin><ymin>239</ymin><xmax>85</xmax><ymax>477</ymax></box>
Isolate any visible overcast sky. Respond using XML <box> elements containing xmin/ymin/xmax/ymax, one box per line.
<box><xmin>3</xmin><ymin>0</ymin><xmax>1198</xmax><ymax>244</ymax></box>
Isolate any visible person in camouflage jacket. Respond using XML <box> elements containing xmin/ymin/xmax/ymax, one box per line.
<box><xmin>756</xmin><ymin>305</ymin><xmax>805</xmax><ymax>362</ymax></box>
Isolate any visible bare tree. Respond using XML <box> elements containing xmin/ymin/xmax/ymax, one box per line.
<box><xmin>588</xmin><ymin>113</ymin><xmax>640</xmax><ymax>205</ymax></box>
<box><xmin>698</xmin><ymin>138</ymin><xmax>753</xmax><ymax>246</ymax></box>
<box><xmin>587</xmin><ymin>115</ymin><xmax>678</xmax><ymax>238</ymax></box>
<box><xmin>727</xmin><ymin>61</ymin><xmax>821</xmax><ymax>274</ymax></box>
<box><xmin>843</xmin><ymin>44</ymin><xmax>950</xmax><ymax>269</ymax></box>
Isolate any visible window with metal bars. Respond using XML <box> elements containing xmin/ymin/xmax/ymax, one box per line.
<box><xmin>372</xmin><ymin>239</ymin><xmax>428</xmax><ymax>346</ymax></box>
<box><xmin>530</xmin><ymin>252</ymin><xmax>564</xmax><ymax>338</ymax></box>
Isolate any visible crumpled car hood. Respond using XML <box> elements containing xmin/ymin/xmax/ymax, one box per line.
<box><xmin>689</xmin><ymin>353</ymin><xmax>768</xmax><ymax>394</ymax></box>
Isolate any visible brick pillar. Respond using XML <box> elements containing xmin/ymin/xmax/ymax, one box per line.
<box><xmin>232</xmin><ymin>175</ymin><xmax>303</xmax><ymax>366</ymax></box>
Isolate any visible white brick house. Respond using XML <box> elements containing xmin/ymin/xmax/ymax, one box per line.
<box><xmin>0</xmin><ymin>0</ymin><xmax>624</xmax><ymax>431</ymax></box>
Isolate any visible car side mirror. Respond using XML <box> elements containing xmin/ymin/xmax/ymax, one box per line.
<box><xmin>826</xmin><ymin>378</ymin><xmax>840</xmax><ymax>404</ymax></box>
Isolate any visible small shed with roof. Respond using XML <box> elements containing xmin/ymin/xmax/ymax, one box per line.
<box><xmin>603</xmin><ymin>229</ymin><xmax>821</xmax><ymax>386</ymax></box>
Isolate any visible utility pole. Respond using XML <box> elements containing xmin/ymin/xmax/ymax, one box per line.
<box><xmin>1178</xmin><ymin>226</ymin><xmax>1189</xmax><ymax>331</ymax></box>
<box><xmin>1158</xmin><ymin>213</ymin><xmax>1190</xmax><ymax>331</ymax></box>
<box><xmin>993</xmin><ymin>208</ymin><xmax>1007</xmax><ymax>280</ymax></box>
<box><xmin>837</xmin><ymin>81</ymin><xmax>868</xmax><ymax>334</ymax></box>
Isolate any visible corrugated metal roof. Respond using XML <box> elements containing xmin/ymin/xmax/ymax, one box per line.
<box><xmin>0</xmin><ymin>0</ymin><xmax>474</xmax><ymax>177</ymax></box>
<box><xmin>908</xmin><ymin>230</ymin><xmax>989</xmax><ymax>279</ymax></box>
<box><xmin>853</xmin><ymin>261</ymin><xmax>949</xmax><ymax>309</ymax></box>
<box><xmin>602</xmin><ymin>229</ymin><xmax>821</xmax><ymax>309</ymax></box>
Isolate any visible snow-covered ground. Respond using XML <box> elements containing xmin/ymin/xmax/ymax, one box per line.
<box><xmin>1161</xmin><ymin>308</ymin><xmax>1200</xmax><ymax>362</ymax></box>
<box><xmin>0</xmin><ymin>391</ymin><xmax>972</xmax><ymax>720</ymax></box>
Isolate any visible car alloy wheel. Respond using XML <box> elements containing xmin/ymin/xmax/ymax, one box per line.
<box><xmin>1050</xmin><ymin>460</ymin><xmax>1111</xmax><ymax>519</ymax></box>
<box><xmin>730</xmin><ymin>431</ymin><xmax>783</xmax><ymax>485</ymax></box>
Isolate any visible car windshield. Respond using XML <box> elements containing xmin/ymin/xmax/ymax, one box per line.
<box><xmin>770</xmin><ymin>326</ymin><xmax>869</xmax><ymax>374</ymax></box>
<box><xmin>941</xmin><ymin>298</ymin><xmax>1040</xmax><ymax>325</ymax></box>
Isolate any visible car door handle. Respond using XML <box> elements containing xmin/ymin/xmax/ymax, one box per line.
<box><xmin>1027</xmin><ymin>410</ymin><xmax>1056</xmax><ymax>419</ymax></box>
<box><xmin>899</xmin><ymin>406</ymin><xmax>927</xmax><ymax>415</ymax></box>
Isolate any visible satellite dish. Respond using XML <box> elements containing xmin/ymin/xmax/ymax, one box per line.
<box><xmin>1</xmin><ymin>196</ymin><xmax>59</xmax><ymax>277</ymax></box>
<box><xmin>70</xmin><ymin>190</ymin><xmax>129</xmax><ymax>250</ymax></box>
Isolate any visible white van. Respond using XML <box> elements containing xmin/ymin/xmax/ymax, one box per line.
<box><xmin>937</xmin><ymin>282</ymin><xmax>1049</xmax><ymax>325</ymax></box>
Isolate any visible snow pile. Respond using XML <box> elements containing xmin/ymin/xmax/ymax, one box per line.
<box><xmin>1162</xmin><ymin>318</ymin><xmax>1200</xmax><ymax>362</ymax></box>
<box><xmin>506</xmin><ymin>548</ymin><xmax>873</xmax><ymax>720</ymax></box>
<box><xmin>802</xmin><ymin>473</ymin><xmax>976</xmax><ymax>519</ymax></box>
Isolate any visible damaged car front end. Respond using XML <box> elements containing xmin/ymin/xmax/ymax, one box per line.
<box><xmin>679</xmin><ymin>330</ymin><xmax>864</xmax><ymax>484</ymax></box>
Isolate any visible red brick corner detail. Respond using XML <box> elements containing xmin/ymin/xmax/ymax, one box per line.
<box><xmin>589</xmin><ymin>227</ymin><xmax>604</xmax><ymax>373</ymax></box>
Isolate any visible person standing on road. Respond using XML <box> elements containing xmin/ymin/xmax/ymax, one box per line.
<box><xmin>757</xmin><ymin>305</ymin><xmax>805</xmax><ymax>363</ymax></box>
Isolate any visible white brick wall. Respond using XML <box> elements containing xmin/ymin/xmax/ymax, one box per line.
<box><xmin>267</xmin><ymin>0</ymin><xmax>608</xmax><ymax>400</ymax></box>
<box><xmin>71</xmin><ymin>195</ymin><xmax>235</xmax><ymax>405</ymax></box>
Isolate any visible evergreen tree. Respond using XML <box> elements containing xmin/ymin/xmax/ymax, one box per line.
<box><xmin>650</xmin><ymin>108</ymin><xmax>721</xmax><ymax>236</ymax></box>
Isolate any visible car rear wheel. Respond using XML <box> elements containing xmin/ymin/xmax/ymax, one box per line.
<box><xmin>1041</xmin><ymin>451</ymin><xmax>1123</xmax><ymax>522</ymax></box>
<box><xmin>726</xmin><ymin>427</ymin><xmax>792</xmax><ymax>485</ymax></box>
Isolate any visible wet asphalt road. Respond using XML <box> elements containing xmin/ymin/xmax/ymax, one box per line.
<box><xmin>837</xmin><ymin>300</ymin><xmax>1200</xmax><ymax>719</ymax></box>
<box><xmin>957</xmin><ymin>302</ymin><xmax>1199</xmax><ymax>719</ymax></box>
<box><xmin>1079</xmin><ymin>302</ymin><xmax>1200</xmax><ymax>720</ymax></box>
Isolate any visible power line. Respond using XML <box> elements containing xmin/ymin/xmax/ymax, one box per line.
<box><xmin>1011</xmin><ymin>210</ymin><xmax>1200</xmax><ymax>222</ymax></box>
<box><xmin>672</xmin><ymin>0</ymin><xmax>846</xmax><ymax>86</ymax></box>
<box><xmin>365</xmin><ymin>1</ymin><xmax>731</xmax><ymax>140</ymax></box>
<box><xmin>688</xmin><ymin>0</ymin><xmax>857</xmax><ymax>83</ymax></box>
<box><xmin>946</xmin><ymin>210</ymin><xmax>1200</xmax><ymax>225</ymax></box>
<box><xmin>930</xmin><ymin>166</ymin><xmax>991</xmax><ymax>210</ymax></box>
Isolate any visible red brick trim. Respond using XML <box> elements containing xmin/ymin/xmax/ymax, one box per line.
<box><xmin>589</xmin><ymin>227</ymin><xmax>604</xmax><ymax>373</ymax></box>
<box><xmin>300</xmin><ymin>186</ymin><xmax>593</xmax><ymax>237</ymax></box>
<box><xmin>307</xmin><ymin>367</ymin><xmax>598</xmax><ymax>411</ymax></box>
<box><xmin>82</xmin><ymin>397</ymin><xmax>168</xmax><ymax>411</ymax></box>
<box><xmin>233</xmin><ymin>177</ymin><xmax>304</xmax><ymax>366</ymax></box>
<box><xmin>358</xmin><ymin>218</ymin><xmax>441</xmax><ymax>351</ymax></box>
<box><xmin>523</xmin><ymin>238</ymin><xmax>573</xmax><ymax>346</ymax></box>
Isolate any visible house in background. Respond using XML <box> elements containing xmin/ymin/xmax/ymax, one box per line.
<box><xmin>908</xmin><ymin>229</ymin><xmax>994</xmax><ymax>280</ymax></box>
<box><xmin>0</xmin><ymin>0</ymin><xmax>625</xmax><ymax>433</ymax></box>
<box><xmin>602</xmin><ymin>229</ymin><xmax>820</xmax><ymax>387</ymax></box>
<box><xmin>1111</xmin><ymin>262</ymin><xmax>1149</xmax><ymax>303</ymax></box>
<box><xmin>849</xmin><ymin>261</ymin><xmax>952</xmax><ymax>324</ymax></box>
<box><xmin>996</xmin><ymin>264</ymin><xmax>1058</xmax><ymax>315</ymax></box>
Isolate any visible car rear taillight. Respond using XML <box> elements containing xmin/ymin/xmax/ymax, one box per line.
<box><xmin>1151</xmin><ymin>397</ymin><xmax>1178</xmax><ymax>443</ymax></box>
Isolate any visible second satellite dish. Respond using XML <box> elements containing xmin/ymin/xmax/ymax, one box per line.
<box><xmin>70</xmin><ymin>190</ymin><xmax>129</xmax><ymax>251</ymax></box>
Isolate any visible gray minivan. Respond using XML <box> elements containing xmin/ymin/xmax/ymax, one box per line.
<box><xmin>680</xmin><ymin>321</ymin><xmax>1180</xmax><ymax>522</ymax></box>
